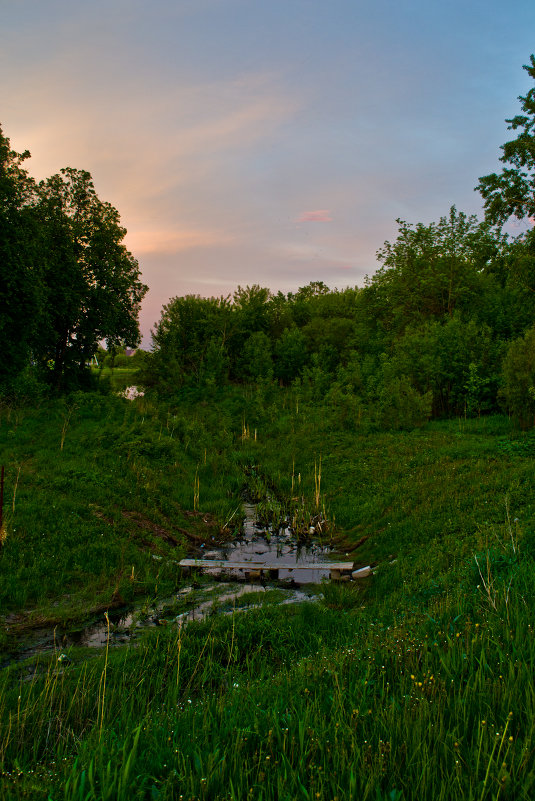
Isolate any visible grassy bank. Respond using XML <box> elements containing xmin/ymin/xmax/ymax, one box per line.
<box><xmin>0</xmin><ymin>390</ymin><xmax>244</xmax><ymax>644</ymax></box>
<box><xmin>1</xmin><ymin>537</ymin><xmax>533</xmax><ymax>800</ymax></box>
<box><xmin>1</xmin><ymin>387</ymin><xmax>534</xmax><ymax>799</ymax></box>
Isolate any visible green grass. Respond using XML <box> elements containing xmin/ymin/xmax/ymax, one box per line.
<box><xmin>92</xmin><ymin>366</ymin><xmax>142</xmax><ymax>391</ymax></box>
<box><xmin>1</xmin><ymin>386</ymin><xmax>535</xmax><ymax>799</ymax></box>
<box><xmin>0</xmin><ymin>391</ymin><xmax>244</xmax><ymax>640</ymax></box>
<box><xmin>1</xmin><ymin>544</ymin><xmax>534</xmax><ymax>800</ymax></box>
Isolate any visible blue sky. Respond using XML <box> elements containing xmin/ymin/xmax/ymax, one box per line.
<box><xmin>1</xmin><ymin>0</ymin><xmax>534</xmax><ymax>344</ymax></box>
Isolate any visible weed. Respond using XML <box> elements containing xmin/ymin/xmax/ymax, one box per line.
<box><xmin>1</xmin><ymin>389</ymin><xmax>535</xmax><ymax>799</ymax></box>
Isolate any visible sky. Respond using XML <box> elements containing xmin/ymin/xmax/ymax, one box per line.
<box><xmin>1</xmin><ymin>0</ymin><xmax>535</xmax><ymax>347</ymax></box>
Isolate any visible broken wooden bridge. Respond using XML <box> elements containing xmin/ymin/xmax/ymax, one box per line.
<box><xmin>179</xmin><ymin>558</ymin><xmax>358</xmax><ymax>581</ymax></box>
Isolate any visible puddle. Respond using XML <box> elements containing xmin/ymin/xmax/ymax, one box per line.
<box><xmin>4</xmin><ymin>503</ymin><xmax>345</xmax><ymax>665</ymax></box>
<box><xmin>195</xmin><ymin>502</ymin><xmax>338</xmax><ymax>584</ymax></box>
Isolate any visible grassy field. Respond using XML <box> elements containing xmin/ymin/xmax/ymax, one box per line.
<box><xmin>1</xmin><ymin>386</ymin><xmax>534</xmax><ymax>799</ymax></box>
<box><xmin>91</xmin><ymin>366</ymin><xmax>142</xmax><ymax>392</ymax></box>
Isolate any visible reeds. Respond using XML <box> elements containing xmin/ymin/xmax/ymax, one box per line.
<box><xmin>59</xmin><ymin>403</ymin><xmax>77</xmax><ymax>451</ymax></box>
<box><xmin>1</xmin><ymin>391</ymin><xmax>535</xmax><ymax>799</ymax></box>
<box><xmin>314</xmin><ymin>454</ymin><xmax>322</xmax><ymax>510</ymax></box>
<box><xmin>193</xmin><ymin>467</ymin><xmax>200</xmax><ymax>511</ymax></box>
<box><xmin>97</xmin><ymin>612</ymin><xmax>110</xmax><ymax>741</ymax></box>
<box><xmin>2</xmin><ymin>552</ymin><xmax>534</xmax><ymax>800</ymax></box>
<box><xmin>0</xmin><ymin>465</ymin><xmax>5</xmax><ymax>546</ymax></box>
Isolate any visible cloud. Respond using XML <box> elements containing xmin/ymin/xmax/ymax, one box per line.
<box><xmin>124</xmin><ymin>227</ymin><xmax>235</xmax><ymax>255</ymax></box>
<box><xmin>297</xmin><ymin>210</ymin><xmax>333</xmax><ymax>223</ymax></box>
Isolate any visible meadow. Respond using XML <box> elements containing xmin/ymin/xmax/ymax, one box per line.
<box><xmin>1</xmin><ymin>383</ymin><xmax>534</xmax><ymax>800</ymax></box>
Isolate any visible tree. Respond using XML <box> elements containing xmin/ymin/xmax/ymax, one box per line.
<box><xmin>229</xmin><ymin>285</ymin><xmax>271</xmax><ymax>377</ymax></box>
<box><xmin>37</xmin><ymin>168</ymin><xmax>147</xmax><ymax>386</ymax></box>
<box><xmin>500</xmin><ymin>325</ymin><xmax>535</xmax><ymax>427</ymax></box>
<box><xmin>477</xmin><ymin>55</ymin><xmax>535</xmax><ymax>224</ymax></box>
<box><xmin>274</xmin><ymin>326</ymin><xmax>308</xmax><ymax>384</ymax></box>
<box><xmin>0</xmin><ymin>126</ymin><xmax>43</xmax><ymax>382</ymax></box>
<box><xmin>150</xmin><ymin>295</ymin><xmax>232</xmax><ymax>391</ymax></box>
<box><xmin>1</xmin><ymin>123</ymin><xmax>148</xmax><ymax>390</ymax></box>
<box><xmin>241</xmin><ymin>331</ymin><xmax>273</xmax><ymax>381</ymax></box>
<box><xmin>367</xmin><ymin>207</ymin><xmax>500</xmax><ymax>334</ymax></box>
<box><xmin>232</xmin><ymin>285</ymin><xmax>271</xmax><ymax>334</ymax></box>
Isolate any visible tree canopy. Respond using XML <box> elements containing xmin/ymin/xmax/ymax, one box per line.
<box><xmin>0</xmin><ymin>125</ymin><xmax>147</xmax><ymax>390</ymax></box>
<box><xmin>5</xmin><ymin>54</ymin><xmax>535</xmax><ymax>427</ymax></box>
<box><xmin>477</xmin><ymin>54</ymin><xmax>535</xmax><ymax>224</ymax></box>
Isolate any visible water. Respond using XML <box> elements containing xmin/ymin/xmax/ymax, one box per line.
<box><xmin>5</xmin><ymin>503</ymin><xmax>342</xmax><ymax>664</ymax></box>
<box><xmin>197</xmin><ymin>502</ymin><xmax>337</xmax><ymax>583</ymax></box>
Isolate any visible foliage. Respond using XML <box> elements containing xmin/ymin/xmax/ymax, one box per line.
<box><xmin>0</xmin><ymin>127</ymin><xmax>43</xmax><ymax>382</ymax></box>
<box><xmin>241</xmin><ymin>330</ymin><xmax>274</xmax><ymax>381</ymax></box>
<box><xmin>371</xmin><ymin>207</ymin><xmax>501</xmax><ymax>329</ymax></box>
<box><xmin>477</xmin><ymin>54</ymin><xmax>535</xmax><ymax>224</ymax></box>
<box><xmin>499</xmin><ymin>324</ymin><xmax>535</xmax><ymax>427</ymax></box>
<box><xmin>0</xmin><ymin>125</ymin><xmax>147</xmax><ymax>391</ymax></box>
<box><xmin>144</xmin><ymin>203</ymin><xmax>531</xmax><ymax>426</ymax></box>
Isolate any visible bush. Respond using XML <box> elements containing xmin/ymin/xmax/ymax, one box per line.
<box><xmin>499</xmin><ymin>325</ymin><xmax>535</xmax><ymax>427</ymax></box>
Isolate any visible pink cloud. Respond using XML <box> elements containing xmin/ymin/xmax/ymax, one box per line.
<box><xmin>297</xmin><ymin>209</ymin><xmax>333</xmax><ymax>223</ymax></box>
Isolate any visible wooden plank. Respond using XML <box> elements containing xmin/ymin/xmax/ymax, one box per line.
<box><xmin>179</xmin><ymin>558</ymin><xmax>354</xmax><ymax>571</ymax></box>
<box><xmin>179</xmin><ymin>559</ymin><xmax>266</xmax><ymax>569</ymax></box>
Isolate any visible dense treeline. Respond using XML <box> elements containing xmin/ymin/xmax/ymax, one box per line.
<box><xmin>3</xmin><ymin>56</ymin><xmax>535</xmax><ymax>427</ymax></box>
<box><xmin>142</xmin><ymin>56</ymin><xmax>535</xmax><ymax>428</ymax></box>
<box><xmin>0</xmin><ymin>127</ymin><xmax>147</xmax><ymax>392</ymax></box>
<box><xmin>143</xmin><ymin>211</ymin><xmax>535</xmax><ymax>427</ymax></box>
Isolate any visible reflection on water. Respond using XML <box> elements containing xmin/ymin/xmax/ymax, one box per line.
<box><xmin>198</xmin><ymin>502</ymin><xmax>336</xmax><ymax>584</ymax></box>
<box><xmin>8</xmin><ymin>503</ymin><xmax>339</xmax><ymax>663</ymax></box>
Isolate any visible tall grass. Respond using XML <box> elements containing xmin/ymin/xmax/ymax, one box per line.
<box><xmin>1</xmin><ymin>386</ymin><xmax>535</xmax><ymax>798</ymax></box>
<box><xmin>0</xmin><ymin>391</ymin><xmax>243</xmax><ymax>629</ymax></box>
<box><xmin>1</xmin><ymin>535</ymin><xmax>534</xmax><ymax>800</ymax></box>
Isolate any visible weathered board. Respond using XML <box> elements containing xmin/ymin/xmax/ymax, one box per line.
<box><xmin>179</xmin><ymin>558</ymin><xmax>355</xmax><ymax>580</ymax></box>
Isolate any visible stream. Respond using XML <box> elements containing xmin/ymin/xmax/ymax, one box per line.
<box><xmin>4</xmin><ymin>503</ymin><xmax>345</xmax><ymax>665</ymax></box>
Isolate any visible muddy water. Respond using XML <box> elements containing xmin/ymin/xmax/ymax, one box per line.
<box><xmin>75</xmin><ymin>583</ymin><xmax>314</xmax><ymax>650</ymax></box>
<box><xmin>6</xmin><ymin>504</ymin><xmax>341</xmax><ymax>664</ymax></box>
<box><xmin>197</xmin><ymin>503</ymin><xmax>337</xmax><ymax>583</ymax></box>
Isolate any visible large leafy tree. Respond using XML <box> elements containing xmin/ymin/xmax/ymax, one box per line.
<box><xmin>37</xmin><ymin>168</ymin><xmax>147</xmax><ymax>386</ymax></box>
<box><xmin>477</xmin><ymin>54</ymin><xmax>535</xmax><ymax>224</ymax></box>
<box><xmin>1</xmin><ymin>125</ymin><xmax>147</xmax><ymax>390</ymax></box>
<box><xmin>0</xmin><ymin>127</ymin><xmax>43</xmax><ymax>382</ymax></box>
<box><xmin>367</xmin><ymin>207</ymin><xmax>503</xmax><ymax>334</ymax></box>
<box><xmin>500</xmin><ymin>324</ymin><xmax>535</xmax><ymax>427</ymax></box>
<box><xmin>150</xmin><ymin>295</ymin><xmax>232</xmax><ymax>391</ymax></box>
